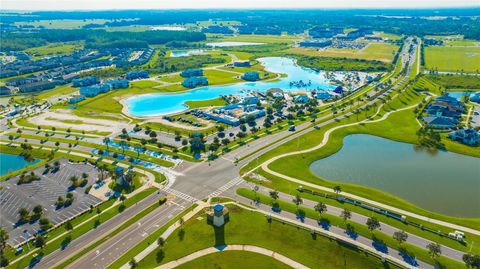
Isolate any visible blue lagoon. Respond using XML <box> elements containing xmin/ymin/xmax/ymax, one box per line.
<box><xmin>124</xmin><ymin>57</ymin><xmax>345</xmax><ymax>116</ymax></box>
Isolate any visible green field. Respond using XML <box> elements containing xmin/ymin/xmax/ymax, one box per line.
<box><xmin>425</xmin><ymin>46</ymin><xmax>480</xmax><ymax>73</ymax></box>
<box><xmin>286</xmin><ymin>42</ymin><xmax>399</xmax><ymax>63</ymax></box>
<box><xmin>184</xmin><ymin>98</ymin><xmax>227</xmax><ymax>109</ymax></box>
<box><xmin>24</xmin><ymin>42</ymin><xmax>83</xmax><ymax>59</ymax></box>
<box><xmin>176</xmin><ymin>251</ymin><xmax>291</xmax><ymax>269</ymax></box>
<box><xmin>136</xmin><ymin>205</ymin><xmax>401</xmax><ymax>269</ymax></box>
<box><xmin>204</xmin><ymin>69</ymin><xmax>242</xmax><ymax>85</ymax></box>
<box><xmin>214</xmin><ymin>34</ymin><xmax>301</xmax><ymax>44</ymax></box>
<box><xmin>15</xmin><ymin>19</ymin><xmax>111</xmax><ymax>29</ymax></box>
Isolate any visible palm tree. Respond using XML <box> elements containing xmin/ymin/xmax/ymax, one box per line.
<box><xmin>103</xmin><ymin>137</ymin><xmax>110</xmax><ymax>150</ymax></box>
<box><xmin>333</xmin><ymin>185</ymin><xmax>342</xmax><ymax>195</ymax></box>
<box><xmin>426</xmin><ymin>243</ymin><xmax>441</xmax><ymax>260</ymax></box>
<box><xmin>119</xmin><ymin>140</ymin><xmax>127</xmax><ymax>154</ymax></box>
<box><xmin>269</xmin><ymin>190</ymin><xmax>279</xmax><ymax>204</ymax></box>
<box><xmin>366</xmin><ymin>217</ymin><xmax>381</xmax><ymax>234</ymax></box>
<box><xmin>314</xmin><ymin>202</ymin><xmax>327</xmax><ymax>218</ymax></box>
<box><xmin>393</xmin><ymin>230</ymin><xmax>408</xmax><ymax>247</ymax></box>
<box><xmin>340</xmin><ymin>209</ymin><xmax>351</xmax><ymax>223</ymax></box>
<box><xmin>292</xmin><ymin>194</ymin><xmax>303</xmax><ymax>212</ymax></box>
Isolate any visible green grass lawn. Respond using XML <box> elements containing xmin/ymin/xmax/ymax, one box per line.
<box><xmin>24</xmin><ymin>42</ymin><xmax>83</xmax><ymax>59</ymax></box>
<box><xmin>241</xmin><ymin>82</ymin><xmax>480</xmax><ymax>231</ymax></box>
<box><xmin>285</xmin><ymin>42</ymin><xmax>399</xmax><ymax>63</ymax></box>
<box><xmin>214</xmin><ymin>34</ymin><xmax>301</xmax><ymax>44</ymax></box>
<box><xmin>425</xmin><ymin>46</ymin><xmax>480</xmax><ymax>73</ymax></box>
<box><xmin>137</xmin><ymin>204</ymin><xmax>402</xmax><ymax>269</ymax></box>
<box><xmin>156</xmin><ymin>75</ymin><xmax>183</xmax><ymax>83</ymax></box>
<box><xmin>15</xmin><ymin>19</ymin><xmax>111</xmax><ymax>29</ymax></box>
<box><xmin>237</xmin><ymin>190</ymin><xmax>468</xmax><ymax>269</ymax></box>
<box><xmin>176</xmin><ymin>251</ymin><xmax>292</xmax><ymax>269</ymax></box>
<box><xmin>184</xmin><ymin>98</ymin><xmax>227</xmax><ymax>109</ymax></box>
<box><xmin>204</xmin><ymin>69</ymin><xmax>241</xmax><ymax>85</ymax></box>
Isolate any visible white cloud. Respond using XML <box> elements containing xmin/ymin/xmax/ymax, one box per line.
<box><xmin>1</xmin><ymin>0</ymin><xmax>478</xmax><ymax>11</ymax></box>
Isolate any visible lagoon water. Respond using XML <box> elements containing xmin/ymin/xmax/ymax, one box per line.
<box><xmin>0</xmin><ymin>153</ymin><xmax>39</xmax><ymax>176</ymax></box>
<box><xmin>150</xmin><ymin>26</ymin><xmax>186</xmax><ymax>31</ymax></box>
<box><xmin>170</xmin><ymin>50</ymin><xmax>205</xmax><ymax>57</ymax></box>
<box><xmin>125</xmin><ymin>57</ymin><xmax>340</xmax><ymax>116</ymax></box>
<box><xmin>310</xmin><ymin>134</ymin><xmax>480</xmax><ymax>217</ymax></box>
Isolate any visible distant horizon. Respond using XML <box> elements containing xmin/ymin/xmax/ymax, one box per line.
<box><xmin>1</xmin><ymin>0</ymin><xmax>479</xmax><ymax>12</ymax></box>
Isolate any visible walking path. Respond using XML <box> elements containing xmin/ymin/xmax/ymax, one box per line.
<box><xmin>255</xmin><ymin>98</ymin><xmax>480</xmax><ymax>236</ymax></box>
<box><xmin>156</xmin><ymin>245</ymin><xmax>309</xmax><ymax>269</ymax></box>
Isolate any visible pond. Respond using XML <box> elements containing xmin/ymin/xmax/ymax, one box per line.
<box><xmin>309</xmin><ymin>134</ymin><xmax>480</xmax><ymax>217</ymax></box>
<box><xmin>206</xmin><ymin>42</ymin><xmax>265</xmax><ymax>47</ymax></box>
<box><xmin>0</xmin><ymin>153</ymin><xmax>40</xmax><ymax>176</ymax></box>
<box><xmin>170</xmin><ymin>50</ymin><xmax>205</xmax><ymax>57</ymax></box>
<box><xmin>150</xmin><ymin>26</ymin><xmax>186</xmax><ymax>31</ymax></box>
<box><xmin>124</xmin><ymin>57</ymin><xmax>361</xmax><ymax>116</ymax></box>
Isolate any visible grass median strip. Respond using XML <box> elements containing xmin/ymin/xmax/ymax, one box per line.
<box><xmin>237</xmin><ymin>188</ymin><xmax>468</xmax><ymax>269</ymax></box>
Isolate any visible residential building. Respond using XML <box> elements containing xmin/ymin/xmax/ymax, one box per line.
<box><xmin>68</xmin><ymin>95</ymin><xmax>86</xmax><ymax>104</ymax></box>
<box><xmin>19</xmin><ymin>81</ymin><xmax>56</xmax><ymax>93</ymax></box>
<box><xmin>182</xmin><ymin>76</ymin><xmax>208</xmax><ymax>88</ymax></box>
<box><xmin>424</xmin><ymin>116</ymin><xmax>458</xmax><ymax>129</ymax></box>
<box><xmin>470</xmin><ymin>92</ymin><xmax>480</xmax><ymax>104</ymax></box>
<box><xmin>105</xmin><ymin>79</ymin><xmax>129</xmax><ymax>89</ymax></box>
<box><xmin>242</xmin><ymin>71</ymin><xmax>260</xmax><ymax>82</ymax></box>
<box><xmin>0</xmin><ymin>86</ymin><xmax>11</xmax><ymax>95</ymax></box>
<box><xmin>233</xmin><ymin>61</ymin><xmax>251</xmax><ymax>67</ymax></box>
<box><xmin>79</xmin><ymin>84</ymin><xmax>110</xmax><ymax>97</ymax></box>
<box><xmin>293</xmin><ymin>95</ymin><xmax>309</xmax><ymax>103</ymax></box>
<box><xmin>448</xmin><ymin>129</ymin><xmax>480</xmax><ymax>145</ymax></box>
<box><xmin>72</xmin><ymin>76</ymin><xmax>99</xmax><ymax>87</ymax></box>
<box><xmin>241</xmin><ymin>95</ymin><xmax>259</xmax><ymax>105</ymax></box>
<box><xmin>180</xmin><ymin>68</ymin><xmax>203</xmax><ymax>78</ymax></box>
<box><xmin>316</xmin><ymin>91</ymin><xmax>334</xmax><ymax>101</ymax></box>
<box><xmin>126</xmin><ymin>70</ymin><xmax>149</xmax><ymax>80</ymax></box>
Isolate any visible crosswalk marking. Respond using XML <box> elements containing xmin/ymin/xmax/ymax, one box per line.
<box><xmin>207</xmin><ymin>177</ymin><xmax>244</xmax><ymax>198</ymax></box>
<box><xmin>163</xmin><ymin>188</ymin><xmax>198</xmax><ymax>203</ymax></box>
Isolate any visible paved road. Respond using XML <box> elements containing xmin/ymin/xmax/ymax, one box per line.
<box><xmin>29</xmin><ymin>191</ymin><xmax>172</xmax><ymax>269</ymax></box>
<box><xmin>66</xmin><ymin>197</ymin><xmax>190</xmax><ymax>269</ymax></box>
<box><xmin>253</xmin><ymin>186</ymin><xmax>466</xmax><ymax>262</ymax></box>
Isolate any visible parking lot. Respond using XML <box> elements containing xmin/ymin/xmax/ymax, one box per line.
<box><xmin>0</xmin><ymin>158</ymin><xmax>102</xmax><ymax>246</ymax></box>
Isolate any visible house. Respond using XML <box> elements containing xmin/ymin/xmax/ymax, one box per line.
<box><xmin>470</xmin><ymin>93</ymin><xmax>480</xmax><ymax>104</ymax></box>
<box><xmin>19</xmin><ymin>81</ymin><xmax>56</xmax><ymax>93</ymax></box>
<box><xmin>0</xmin><ymin>86</ymin><xmax>11</xmax><ymax>95</ymax></box>
<box><xmin>266</xmin><ymin>88</ymin><xmax>284</xmax><ymax>98</ymax></box>
<box><xmin>79</xmin><ymin>84</ymin><xmax>110</xmax><ymax>97</ymax></box>
<box><xmin>126</xmin><ymin>70</ymin><xmax>149</xmax><ymax>80</ymax></box>
<box><xmin>448</xmin><ymin>129</ymin><xmax>480</xmax><ymax>145</ymax></box>
<box><xmin>333</xmin><ymin>86</ymin><xmax>344</xmax><ymax>95</ymax></box>
<box><xmin>72</xmin><ymin>76</ymin><xmax>99</xmax><ymax>87</ymax></box>
<box><xmin>241</xmin><ymin>95</ymin><xmax>259</xmax><ymax>105</ymax></box>
<box><xmin>316</xmin><ymin>91</ymin><xmax>333</xmax><ymax>101</ymax></box>
<box><xmin>242</xmin><ymin>71</ymin><xmax>260</xmax><ymax>82</ymax></box>
<box><xmin>233</xmin><ymin>61</ymin><xmax>251</xmax><ymax>67</ymax></box>
<box><xmin>180</xmin><ymin>68</ymin><xmax>203</xmax><ymax>78</ymax></box>
<box><xmin>293</xmin><ymin>95</ymin><xmax>309</xmax><ymax>103</ymax></box>
<box><xmin>105</xmin><ymin>79</ymin><xmax>129</xmax><ymax>89</ymax></box>
<box><xmin>299</xmin><ymin>39</ymin><xmax>332</xmax><ymax>48</ymax></box>
<box><xmin>68</xmin><ymin>95</ymin><xmax>86</xmax><ymax>104</ymax></box>
<box><xmin>182</xmin><ymin>76</ymin><xmax>208</xmax><ymax>88</ymax></box>
<box><xmin>424</xmin><ymin>116</ymin><xmax>458</xmax><ymax>129</ymax></box>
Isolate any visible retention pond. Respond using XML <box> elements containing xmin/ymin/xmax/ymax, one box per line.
<box><xmin>310</xmin><ymin>134</ymin><xmax>480</xmax><ymax>217</ymax></box>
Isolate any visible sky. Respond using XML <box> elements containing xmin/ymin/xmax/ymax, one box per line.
<box><xmin>1</xmin><ymin>0</ymin><xmax>479</xmax><ymax>11</ymax></box>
